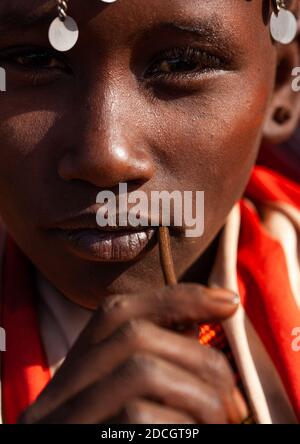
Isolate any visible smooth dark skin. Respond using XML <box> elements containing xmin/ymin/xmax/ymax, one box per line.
<box><xmin>0</xmin><ymin>0</ymin><xmax>299</xmax><ymax>423</ymax></box>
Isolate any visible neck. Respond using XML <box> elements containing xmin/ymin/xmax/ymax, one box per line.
<box><xmin>180</xmin><ymin>229</ymin><xmax>222</xmax><ymax>286</ymax></box>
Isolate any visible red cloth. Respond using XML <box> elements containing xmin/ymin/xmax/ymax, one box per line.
<box><xmin>1</xmin><ymin>236</ymin><xmax>51</xmax><ymax>424</ymax></box>
<box><xmin>238</xmin><ymin>167</ymin><xmax>300</xmax><ymax>420</ymax></box>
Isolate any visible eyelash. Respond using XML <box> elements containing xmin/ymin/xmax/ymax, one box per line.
<box><xmin>0</xmin><ymin>46</ymin><xmax>71</xmax><ymax>74</ymax></box>
<box><xmin>145</xmin><ymin>46</ymin><xmax>223</xmax><ymax>79</ymax></box>
<box><xmin>0</xmin><ymin>45</ymin><xmax>224</xmax><ymax>85</ymax></box>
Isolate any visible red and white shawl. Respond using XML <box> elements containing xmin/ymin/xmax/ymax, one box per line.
<box><xmin>0</xmin><ymin>165</ymin><xmax>299</xmax><ymax>424</ymax></box>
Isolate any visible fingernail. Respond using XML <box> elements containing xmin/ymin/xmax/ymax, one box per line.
<box><xmin>211</xmin><ymin>289</ymin><xmax>240</xmax><ymax>305</ymax></box>
<box><xmin>232</xmin><ymin>294</ymin><xmax>240</xmax><ymax>305</ymax></box>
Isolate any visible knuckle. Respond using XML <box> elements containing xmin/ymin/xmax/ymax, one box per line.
<box><xmin>124</xmin><ymin>352</ymin><xmax>157</xmax><ymax>380</ymax></box>
<box><xmin>101</xmin><ymin>294</ymin><xmax>130</xmax><ymax>318</ymax></box>
<box><xmin>116</xmin><ymin>319</ymin><xmax>149</xmax><ymax>348</ymax></box>
<box><xmin>120</xmin><ymin>399</ymin><xmax>144</xmax><ymax>424</ymax></box>
<box><xmin>208</xmin><ymin>349</ymin><xmax>235</xmax><ymax>389</ymax></box>
<box><xmin>86</xmin><ymin>295</ymin><xmax>132</xmax><ymax>345</ymax></box>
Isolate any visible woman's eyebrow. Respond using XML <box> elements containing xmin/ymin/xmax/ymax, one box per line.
<box><xmin>0</xmin><ymin>1</ymin><xmax>56</xmax><ymax>32</ymax></box>
<box><xmin>158</xmin><ymin>18</ymin><xmax>231</xmax><ymax>41</ymax></box>
<box><xmin>137</xmin><ymin>17</ymin><xmax>240</xmax><ymax>55</ymax></box>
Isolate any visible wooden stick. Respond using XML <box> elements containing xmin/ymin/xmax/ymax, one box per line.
<box><xmin>158</xmin><ymin>227</ymin><xmax>177</xmax><ymax>286</ymax></box>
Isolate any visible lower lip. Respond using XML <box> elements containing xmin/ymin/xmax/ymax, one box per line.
<box><xmin>53</xmin><ymin>228</ymin><xmax>156</xmax><ymax>262</ymax></box>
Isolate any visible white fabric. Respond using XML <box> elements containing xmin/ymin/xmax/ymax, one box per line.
<box><xmin>36</xmin><ymin>271</ymin><xmax>93</xmax><ymax>376</ymax></box>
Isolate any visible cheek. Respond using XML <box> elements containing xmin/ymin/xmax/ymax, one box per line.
<box><xmin>153</xmin><ymin>77</ymin><xmax>271</xmax><ymax>229</ymax></box>
<box><xmin>0</xmin><ymin>111</ymin><xmax>57</xmax><ymax>219</ymax></box>
<box><xmin>0</xmin><ymin>110</ymin><xmax>57</xmax><ymax>157</ymax></box>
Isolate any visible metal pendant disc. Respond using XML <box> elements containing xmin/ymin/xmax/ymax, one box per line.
<box><xmin>49</xmin><ymin>16</ymin><xmax>79</xmax><ymax>52</ymax></box>
<box><xmin>270</xmin><ymin>10</ymin><xmax>297</xmax><ymax>45</ymax></box>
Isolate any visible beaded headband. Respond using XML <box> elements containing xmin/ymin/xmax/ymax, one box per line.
<box><xmin>48</xmin><ymin>0</ymin><xmax>298</xmax><ymax>52</ymax></box>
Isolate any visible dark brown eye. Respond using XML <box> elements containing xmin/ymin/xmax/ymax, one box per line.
<box><xmin>145</xmin><ymin>46</ymin><xmax>222</xmax><ymax>78</ymax></box>
<box><xmin>15</xmin><ymin>52</ymin><xmax>63</xmax><ymax>69</ymax></box>
<box><xmin>0</xmin><ymin>47</ymin><xmax>69</xmax><ymax>71</ymax></box>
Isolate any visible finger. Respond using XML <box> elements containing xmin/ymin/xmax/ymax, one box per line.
<box><xmin>26</xmin><ymin>320</ymin><xmax>242</xmax><ymax>421</ymax></box>
<box><xmin>79</xmin><ymin>319</ymin><xmax>247</xmax><ymax>423</ymax></box>
<box><xmin>110</xmin><ymin>322</ymin><xmax>248</xmax><ymax>422</ymax></box>
<box><xmin>78</xmin><ymin>284</ymin><xmax>239</xmax><ymax>348</ymax></box>
<box><xmin>26</xmin><ymin>317</ymin><xmax>246</xmax><ymax>423</ymax></box>
<box><xmin>108</xmin><ymin>398</ymin><xmax>197</xmax><ymax>424</ymax></box>
<box><xmin>23</xmin><ymin>353</ymin><xmax>240</xmax><ymax>424</ymax></box>
<box><xmin>23</xmin><ymin>284</ymin><xmax>239</xmax><ymax>422</ymax></box>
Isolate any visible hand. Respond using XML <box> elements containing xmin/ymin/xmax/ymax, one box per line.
<box><xmin>19</xmin><ymin>284</ymin><xmax>248</xmax><ymax>424</ymax></box>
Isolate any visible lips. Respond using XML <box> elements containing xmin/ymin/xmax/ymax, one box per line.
<box><xmin>44</xmin><ymin>208</ymin><xmax>174</xmax><ymax>262</ymax></box>
<box><xmin>53</xmin><ymin>227</ymin><xmax>156</xmax><ymax>262</ymax></box>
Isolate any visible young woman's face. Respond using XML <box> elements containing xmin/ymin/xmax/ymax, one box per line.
<box><xmin>0</xmin><ymin>0</ymin><xmax>279</xmax><ymax>308</ymax></box>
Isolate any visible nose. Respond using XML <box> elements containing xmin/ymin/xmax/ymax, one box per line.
<box><xmin>57</xmin><ymin>91</ymin><xmax>155</xmax><ymax>189</ymax></box>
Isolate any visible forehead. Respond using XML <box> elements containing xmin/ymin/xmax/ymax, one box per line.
<box><xmin>0</xmin><ymin>0</ymin><xmax>269</xmax><ymax>26</ymax></box>
<box><xmin>0</xmin><ymin>1</ymin><xmax>55</xmax><ymax>21</ymax></box>
<box><xmin>0</xmin><ymin>0</ymin><xmax>271</xmax><ymax>54</ymax></box>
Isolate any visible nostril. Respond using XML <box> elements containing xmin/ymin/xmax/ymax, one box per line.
<box><xmin>57</xmin><ymin>139</ymin><xmax>155</xmax><ymax>188</ymax></box>
<box><xmin>57</xmin><ymin>152</ymin><xmax>78</xmax><ymax>182</ymax></box>
<box><xmin>57</xmin><ymin>153</ymin><xmax>72</xmax><ymax>181</ymax></box>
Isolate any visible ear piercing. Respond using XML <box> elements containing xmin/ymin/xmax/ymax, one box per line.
<box><xmin>49</xmin><ymin>0</ymin><xmax>118</xmax><ymax>52</ymax></box>
<box><xmin>270</xmin><ymin>0</ymin><xmax>298</xmax><ymax>44</ymax></box>
<box><xmin>273</xmin><ymin>107</ymin><xmax>291</xmax><ymax>124</ymax></box>
<box><xmin>48</xmin><ymin>1</ymin><xmax>79</xmax><ymax>52</ymax></box>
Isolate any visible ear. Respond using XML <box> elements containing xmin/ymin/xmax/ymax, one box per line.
<box><xmin>263</xmin><ymin>7</ymin><xmax>300</xmax><ymax>145</ymax></box>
